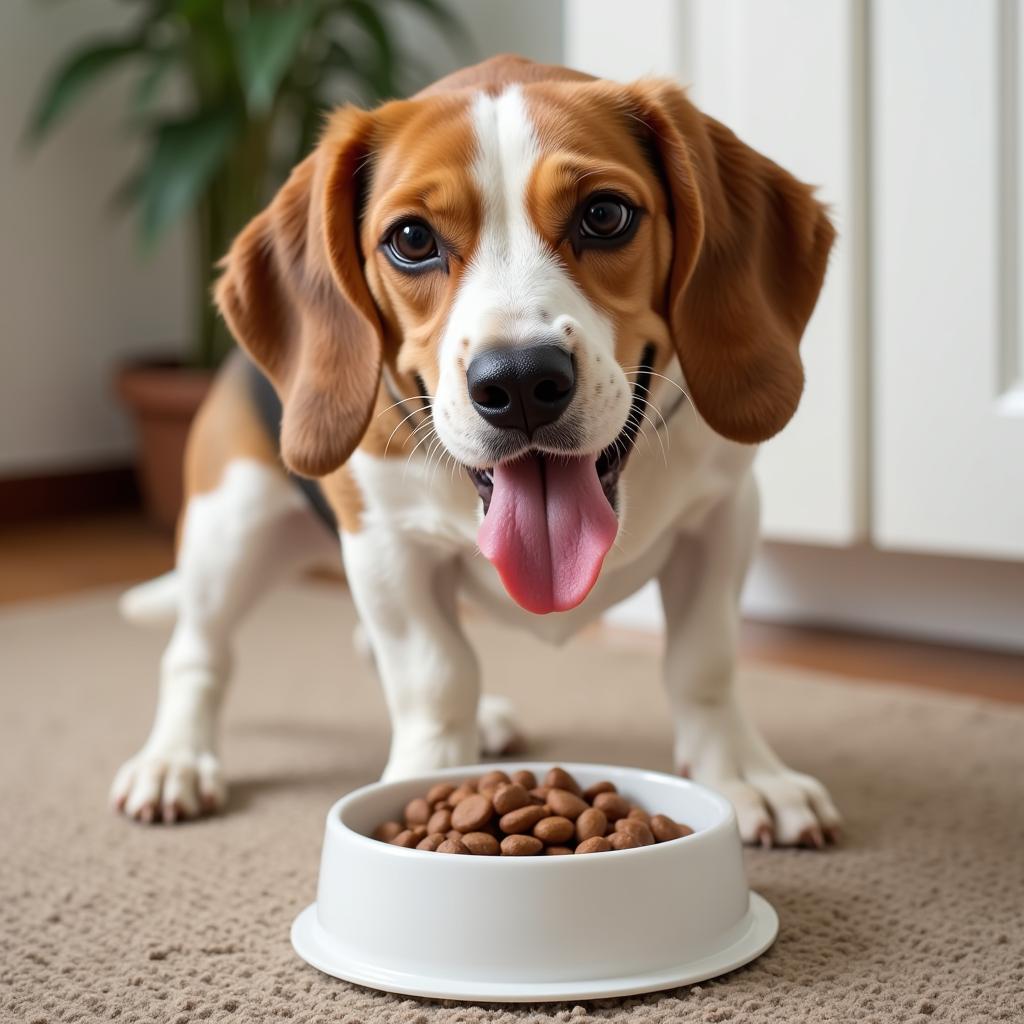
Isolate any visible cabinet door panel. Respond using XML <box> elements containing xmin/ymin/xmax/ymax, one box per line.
<box><xmin>873</xmin><ymin>0</ymin><xmax>1024</xmax><ymax>559</ymax></box>
<box><xmin>565</xmin><ymin>0</ymin><xmax>868</xmax><ymax>545</ymax></box>
<box><xmin>689</xmin><ymin>0</ymin><xmax>868</xmax><ymax>545</ymax></box>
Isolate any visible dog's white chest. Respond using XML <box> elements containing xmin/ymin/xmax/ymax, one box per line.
<box><xmin>347</xmin><ymin>407</ymin><xmax>753</xmax><ymax>644</ymax></box>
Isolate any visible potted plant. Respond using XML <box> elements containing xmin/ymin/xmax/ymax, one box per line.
<box><xmin>28</xmin><ymin>0</ymin><xmax>468</xmax><ymax>529</ymax></box>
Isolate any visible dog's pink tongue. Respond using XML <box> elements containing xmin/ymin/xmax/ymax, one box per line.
<box><xmin>477</xmin><ymin>456</ymin><xmax>618</xmax><ymax>615</ymax></box>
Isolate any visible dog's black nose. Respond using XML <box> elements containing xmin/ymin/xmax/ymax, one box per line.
<box><xmin>466</xmin><ymin>345</ymin><xmax>575</xmax><ymax>436</ymax></box>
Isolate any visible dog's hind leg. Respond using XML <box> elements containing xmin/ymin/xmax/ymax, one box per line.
<box><xmin>110</xmin><ymin>459</ymin><xmax>335</xmax><ymax>823</ymax></box>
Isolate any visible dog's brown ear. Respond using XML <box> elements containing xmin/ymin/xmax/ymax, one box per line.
<box><xmin>627</xmin><ymin>81</ymin><xmax>835</xmax><ymax>444</ymax></box>
<box><xmin>215</xmin><ymin>107</ymin><xmax>381</xmax><ymax>477</ymax></box>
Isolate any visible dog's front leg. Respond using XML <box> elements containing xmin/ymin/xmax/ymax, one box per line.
<box><xmin>658</xmin><ymin>474</ymin><xmax>841</xmax><ymax>847</ymax></box>
<box><xmin>343</xmin><ymin>530</ymin><xmax>480</xmax><ymax>780</ymax></box>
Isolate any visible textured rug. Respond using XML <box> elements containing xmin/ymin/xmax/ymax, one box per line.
<box><xmin>1</xmin><ymin>584</ymin><xmax>1022</xmax><ymax>1024</ymax></box>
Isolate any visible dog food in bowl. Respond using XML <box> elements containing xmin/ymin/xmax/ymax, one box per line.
<box><xmin>370</xmin><ymin>765</ymin><xmax>694</xmax><ymax>855</ymax></box>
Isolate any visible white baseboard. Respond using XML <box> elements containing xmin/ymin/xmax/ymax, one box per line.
<box><xmin>606</xmin><ymin>542</ymin><xmax>1024</xmax><ymax>653</ymax></box>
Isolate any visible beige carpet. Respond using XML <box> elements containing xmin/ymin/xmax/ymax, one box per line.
<box><xmin>2</xmin><ymin>584</ymin><xmax>1022</xmax><ymax>1023</ymax></box>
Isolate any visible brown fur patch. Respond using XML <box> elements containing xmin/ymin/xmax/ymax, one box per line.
<box><xmin>318</xmin><ymin>464</ymin><xmax>364</xmax><ymax>534</ymax></box>
<box><xmin>184</xmin><ymin>353</ymin><xmax>281</xmax><ymax>499</ymax></box>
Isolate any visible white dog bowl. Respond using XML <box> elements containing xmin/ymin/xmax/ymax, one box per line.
<box><xmin>291</xmin><ymin>762</ymin><xmax>777</xmax><ymax>1002</ymax></box>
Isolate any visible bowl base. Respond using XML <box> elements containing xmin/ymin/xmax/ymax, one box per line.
<box><xmin>291</xmin><ymin>891</ymin><xmax>778</xmax><ymax>1003</ymax></box>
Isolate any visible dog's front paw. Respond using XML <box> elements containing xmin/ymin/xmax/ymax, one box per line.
<box><xmin>381</xmin><ymin>724</ymin><xmax>480</xmax><ymax>782</ymax></box>
<box><xmin>477</xmin><ymin>694</ymin><xmax>526</xmax><ymax>757</ymax></box>
<box><xmin>674</xmin><ymin>701</ymin><xmax>842</xmax><ymax>848</ymax></box>
<box><xmin>711</xmin><ymin>766</ymin><xmax>841</xmax><ymax>849</ymax></box>
<box><xmin>110</xmin><ymin>749</ymin><xmax>226</xmax><ymax>824</ymax></box>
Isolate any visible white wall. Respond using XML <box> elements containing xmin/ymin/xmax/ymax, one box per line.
<box><xmin>0</xmin><ymin>0</ymin><xmax>191</xmax><ymax>475</ymax></box>
<box><xmin>439</xmin><ymin>0</ymin><xmax>563</xmax><ymax>69</ymax></box>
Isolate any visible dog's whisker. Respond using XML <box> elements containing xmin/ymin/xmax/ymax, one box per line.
<box><xmin>427</xmin><ymin>438</ymin><xmax>453</xmax><ymax>485</ymax></box>
<box><xmin>402</xmin><ymin>426</ymin><xmax>439</xmax><ymax>480</ymax></box>
<box><xmin>383</xmin><ymin>405</ymin><xmax>432</xmax><ymax>456</ymax></box>
<box><xmin>623</xmin><ymin>369</ymin><xmax>690</xmax><ymax>400</ymax></box>
<box><xmin>425</xmin><ymin>438</ymin><xmax>446</xmax><ymax>483</ymax></box>
<box><xmin>625</xmin><ymin>371</ymin><xmax>698</xmax><ymax>426</ymax></box>
<box><xmin>376</xmin><ymin>394</ymin><xmax>433</xmax><ymax>419</ymax></box>
<box><xmin>638</xmin><ymin>409</ymin><xmax>669</xmax><ymax>466</ymax></box>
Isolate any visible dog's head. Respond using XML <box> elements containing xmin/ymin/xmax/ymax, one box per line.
<box><xmin>216</xmin><ymin>57</ymin><xmax>834</xmax><ymax>614</ymax></box>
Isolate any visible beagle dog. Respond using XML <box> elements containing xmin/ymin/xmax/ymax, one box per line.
<box><xmin>112</xmin><ymin>55</ymin><xmax>840</xmax><ymax>847</ymax></box>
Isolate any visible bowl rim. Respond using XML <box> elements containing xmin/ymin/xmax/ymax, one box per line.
<box><xmin>326</xmin><ymin>760</ymin><xmax>738</xmax><ymax>865</ymax></box>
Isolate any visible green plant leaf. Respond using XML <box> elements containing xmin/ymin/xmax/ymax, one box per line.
<box><xmin>132</xmin><ymin>46</ymin><xmax>179</xmax><ymax>116</ymax></box>
<box><xmin>136</xmin><ymin>109</ymin><xmax>238</xmax><ymax>244</ymax></box>
<box><xmin>28</xmin><ymin>41</ymin><xmax>142</xmax><ymax>141</ymax></box>
<box><xmin>236</xmin><ymin>4</ymin><xmax>316</xmax><ymax>116</ymax></box>
<box><xmin>346</xmin><ymin>0</ymin><xmax>399</xmax><ymax>99</ymax></box>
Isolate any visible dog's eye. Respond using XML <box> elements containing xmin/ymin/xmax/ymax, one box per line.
<box><xmin>387</xmin><ymin>220</ymin><xmax>439</xmax><ymax>265</ymax></box>
<box><xmin>579</xmin><ymin>195</ymin><xmax>634</xmax><ymax>240</ymax></box>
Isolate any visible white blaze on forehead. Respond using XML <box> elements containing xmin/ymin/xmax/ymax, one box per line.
<box><xmin>432</xmin><ymin>85</ymin><xmax>625</xmax><ymax>467</ymax></box>
<box><xmin>440</xmin><ymin>85</ymin><xmax>611</xmax><ymax>351</ymax></box>
<box><xmin>458</xmin><ymin>85</ymin><xmax>561</xmax><ymax>337</ymax></box>
<box><xmin>472</xmin><ymin>87</ymin><xmax>542</xmax><ymax>252</ymax></box>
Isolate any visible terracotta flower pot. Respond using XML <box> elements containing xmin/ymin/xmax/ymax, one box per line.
<box><xmin>116</xmin><ymin>360</ymin><xmax>214</xmax><ymax>532</ymax></box>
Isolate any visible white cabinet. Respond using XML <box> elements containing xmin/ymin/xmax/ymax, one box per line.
<box><xmin>566</xmin><ymin>0</ymin><xmax>868</xmax><ymax>546</ymax></box>
<box><xmin>872</xmin><ymin>0</ymin><xmax>1024</xmax><ymax>561</ymax></box>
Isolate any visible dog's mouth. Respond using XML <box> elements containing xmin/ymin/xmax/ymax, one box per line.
<box><xmin>466</xmin><ymin>349</ymin><xmax>653</xmax><ymax>616</ymax></box>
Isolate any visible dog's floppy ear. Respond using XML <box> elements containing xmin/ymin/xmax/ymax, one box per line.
<box><xmin>215</xmin><ymin>107</ymin><xmax>381</xmax><ymax>477</ymax></box>
<box><xmin>627</xmin><ymin>81</ymin><xmax>835</xmax><ymax>444</ymax></box>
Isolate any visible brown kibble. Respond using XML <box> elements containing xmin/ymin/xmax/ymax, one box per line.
<box><xmin>416</xmin><ymin>833</ymin><xmax>446</xmax><ymax>851</ymax></box>
<box><xmin>609</xmin><ymin>831</ymin><xmax>640</xmax><ymax>851</ymax></box>
<box><xmin>404</xmin><ymin>797</ymin><xmax>431</xmax><ymax>826</ymax></box>
<box><xmin>501</xmin><ymin>834</ymin><xmax>543</xmax><ymax>856</ymax></box>
<box><xmin>545</xmin><ymin>767</ymin><xmax>582</xmax><ymax>796</ymax></box>
<box><xmin>627</xmin><ymin>806</ymin><xmax>651</xmax><ymax>826</ymax></box>
<box><xmin>462</xmin><ymin>831</ymin><xmax>500</xmax><ymax>856</ymax></box>
<box><xmin>575</xmin><ymin>807</ymin><xmax>608</xmax><ymax>843</ymax></box>
<box><xmin>427</xmin><ymin>808</ymin><xmax>452</xmax><ymax>835</ymax></box>
<box><xmin>499</xmin><ymin>804</ymin><xmax>549</xmax><ymax>834</ymax></box>
<box><xmin>372</xmin><ymin>821</ymin><xmax>403</xmax><ymax>843</ymax></box>
<box><xmin>426</xmin><ymin>783</ymin><xmax>456</xmax><ymax>804</ymax></box>
<box><xmin>650</xmin><ymin>814</ymin><xmax>687</xmax><ymax>842</ymax></box>
<box><xmin>478</xmin><ymin>770</ymin><xmax>511</xmax><ymax>795</ymax></box>
<box><xmin>615</xmin><ymin>818</ymin><xmax>655</xmax><ymax>846</ymax></box>
<box><xmin>583</xmin><ymin>780</ymin><xmax>617</xmax><ymax>801</ymax></box>
<box><xmin>593</xmin><ymin>791</ymin><xmax>630</xmax><ymax>821</ymax></box>
<box><xmin>534</xmin><ymin>815</ymin><xmax>575</xmax><ymax>844</ymax></box>
<box><xmin>373</xmin><ymin>769</ymin><xmax>683</xmax><ymax>857</ymax></box>
<box><xmin>492</xmin><ymin>783</ymin><xmax>530</xmax><ymax>816</ymax></box>
<box><xmin>512</xmin><ymin>769</ymin><xmax>538</xmax><ymax>790</ymax></box>
<box><xmin>451</xmin><ymin>793</ymin><xmax>493</xmax><ymax>832</ymax></box>
<box><xmin>448</xmin><ymin>782</ymin><xmax>477</xmax><ymax>805</ymax></box>
<box><xmin>546</xmin><ymin>788</ymin><xmax>589</xmax><ymax>821</ymax></box>
<box><xmin>437</xmin><ymin>838</ymin><xmax>471</xmax><ymax>854</ymax></box>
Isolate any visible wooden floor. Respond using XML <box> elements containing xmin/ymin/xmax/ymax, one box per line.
<box><xmin>1</xmin><ymin>511</ymin><xmax>1020</xmax><ymax>703</ymax></box>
